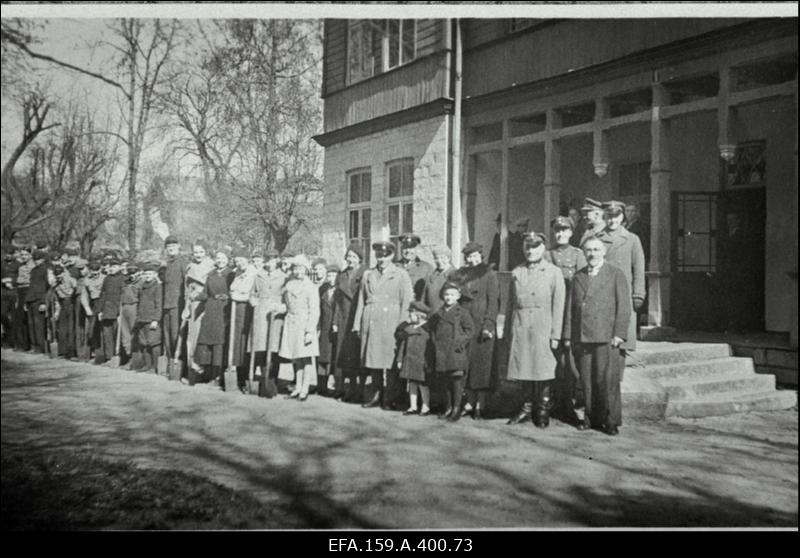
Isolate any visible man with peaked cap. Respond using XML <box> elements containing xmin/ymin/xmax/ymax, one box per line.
<box><xmin>51</xmin><ymin>261</ymin><xmax>78</xmax><ymax>359</ymax></box>
<box><xmin>96</xmin><ymin>257</ymin><xmax>125</xmax><ymax>364</ymax></box>
<box><xmin>162</xmin><ymin>235</ymin><xmax>188</xmax><ymax>365</ymax></box>
<box><xmin>579</xmin><ymin>197</ymin><xmax>606</xmax><ymax>246</ymax></box>
<box><xmin>354</xmin><ymin>240</ymin><xmax>413</xmax><ymax>409</ymax></box>
<box><xmin>508</xmin><ymin>217</ymin><xmax>530</xmax><ymax>271</ymax></box>
<box><xmin>396</xmin><ymin>233</ymin><xmax>433</xmax><ymax>301</ymax></box>
<box><xmin>24</xmin><ymin>249</ymin><xmax>49</xmax><ymax>353</ymax></box>
<box><xmin>545</xmin><ymin>216</ymin><xmax>587</xmax><ymax>418</ymax></box>
<box><xmin>456</xmin><ymin>241</ymin><xmax>500</xmax><ymax>420</ymax></box>
<box><xmin>505</xmin><ymin>232</ymin><xmax>565</xmax><ymax>428</ymax></box>
<box><xmin>596</xmin><ymin>200</ymin><xmax>645</xmax><ymax>355</ymax></box>
<box><xmin>135</xmin><ymin>261</ymin><xmax>163</xmax><ymax>373</ymax></box>
<box><xmin>119</xmin><ymin>262</ymin><xmax>141</xmax><ymax>365</ymax></box>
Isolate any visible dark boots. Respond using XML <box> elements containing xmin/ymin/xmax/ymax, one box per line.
<box><xmin>508</xmin><ymin>401</ymin><xmax>533</xmax><ymax>425</ymax></box>
<box><xmin>533</xmin><ymin>382</ymin><xmax>553</xmax><ymax>428</ymax></box>
<box><xmin>317</xmin><ymin>374</ymin><xmax>328</xmax><ymax>396</ymax></box>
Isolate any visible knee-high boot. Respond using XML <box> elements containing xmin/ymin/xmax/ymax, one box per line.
<box><xmin>534</xmin><ymin>381</ymin><xmax>552</xmax><ymax>428</ymax></box>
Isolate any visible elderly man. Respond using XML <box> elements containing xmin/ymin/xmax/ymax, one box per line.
<box><xmin>579</xmin><ymin>198</ymin><xmax>605</xmax><ymax>246</ymax></box>
<box><xmin>596</xmin><ymin>200</ymin><xmax>646</xmax><ymax>355</ymax></box>
<box><xmin>506</xmin><ymin>232</ymin><xmax>566</xmax><ymax>428</ymax></box>
<box><xmin>396</xmin><ymin>233</ymin><xmax>433</xmax><ymax>301</ymax></box>
<box><xmin>423</xmin><ymin>245</ymin><xmax>457</xmax><ymax>313</ymax></box>
<box><xmin>354</xmin><ymin>240</ymin><xmax>413</xmax><ymax>409</ymax></box>
<box><xmin>563</xmin><ymin>237</ymin><xmax>631</xmax><ymax>435</ymax></box>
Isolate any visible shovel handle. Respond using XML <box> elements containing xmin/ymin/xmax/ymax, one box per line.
<box><xmin>114</xmin><ymin>312</ymin><xmax>122</xmax><ymax>356</ymax></box>
<box><xmin>226</xmin><ymin>299</ymin><xmax>237</xmax><ymax>372</ymax></box>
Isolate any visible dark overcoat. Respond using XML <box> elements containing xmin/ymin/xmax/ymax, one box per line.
<box><xmin>333</xmin><ymin>264</ymin><xmax>366</xmax><ymax>373</ymax></box>
<box><xmin>394</xmin><ymin>321</ymin><xmax>432</xmax><ymax>383</ymax></box>
<box><xmin>429</xmin><ymin>304</ymin><xmax>474</xmax><ymax>372</ymax></box>
<box><xmin>196</xmin><ymin>268</ymin><xmax>232</xmax><ymax>346</ymax></box>
<box><xmin>456</xmin><ymin>263</ymin><xmax>499</xmax><ymax>390</ymax></box>
<box><xmin>563</xmin><ymin>263</ymin><xmax>631</xmax><ymax>345</ymax></box>
<box><xmin>25</xmin><ymin>263</ymin><xmax>49</xmax><ymax>305</ymax></box>
<box><xmin>136</xmin><ymin>278</ymin><xmax>163</xmax><ymax>345</ymax></box>
<box><xmin>161</xmin><ymin>254</ymin><xmax>188</xmax><ymax>310</ymax></box>
<box><xmin>98</xmin><ymin>273</ymin><xmax>125</xmax><ymax>319</ymax></box>
<box><xmin>318</xmin><ymin>282</ymin><xmax>336</xmax><ymax>364</ymax></box>
<box><xmin>422</xmin><ymin>265</ymin><xmax>457</xmax><ymax>313</ymax></box>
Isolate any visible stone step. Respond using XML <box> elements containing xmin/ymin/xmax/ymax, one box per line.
<box><xmin>632</xmin><ymin>343</ymin><xmax>730</xmax><ymax>366</ymax></box>
<box><xmin>636</xmin><ymin>357</ymin><xmax>755</xmax><ymax>382</ymax></box>
<box><xmin>666</xmin><ymin>390</ymin><xmax>798</xmax><ymax>418</ymax></box>
<box><xmin>661</xmin><ymin>371</ymin><xmax>777</xmax><ymax>401</ymax></box>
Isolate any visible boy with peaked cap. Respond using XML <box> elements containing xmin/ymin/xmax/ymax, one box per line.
<box><xmin>545</xmin><ymin>216</ymin><xmax>587</xmax><ymax>417</ymax></box>
<box><xmin>317</xmin><ymin>263</ymin><xmax>340</xmax><ymax>396</ymax></box>
<box><xmin>596</xmin><ymin>200</ymin><xmax>645</xmax><ymax>355</ymax></box>
<box><xmin>51</xmin><ymin>262</ymin><xmax>78</xmax><ymax>359</ymax></box>
<box><xmin>505</xmin><ymin>231</ymin><xmax>566</xmax><ymax>428</ymax></box>
<box><xmin>24</xmin><ymin>249</ymin><xmax>49</xmax><ymax>353</ymax></box>
<box><xmin>395</xmin><ymin>300</ymin><xmax>434</xmax><ymax>416</ymax></box>
<box><xmin>579</xmin><ymin>198</ymin><xmax>606</xmax><ymax>246</ymax></box>
<box><xmin>456</xmin><ymin>241</ymin><xmax>500</xmax><ymax>420</ymax></box>
<box><xmin>396</xmin><ymin>233</ymin><xmax>433</xmax><ymax>302</ymax></box>
<box><xmin>134</xmin><ymin>262</ymin><xmax>163</xmax><ymax>373</ymax></box>
<box><xmin>119</xmin><ymin>263</ymin><xmax>141</xmax><ymax>366</ymax></box>
<box><xmin>162</xmin><ymin>235</ymin><xmax>188</xmax><ymax>365</ymax></box>
<box><xmin>429</xmin><ymin>281</ymin><xmax>474</xmax><ymax>422</ymax></box>
<box><xmin>95</xmin><ymin>258</ymin><xmax>125</xmax><ymax>364</ymax></box>
<box><xmin>354</xmin><ymin>241</ymin><xmax>413</xmax><ymax>409</ymax></box>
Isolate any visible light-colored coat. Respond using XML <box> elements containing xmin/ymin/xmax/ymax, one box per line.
<box><xmin>249</xmin><ymin>268</ymin><xmax>286</xmax><ymax>353</ymax></box>
<box><xmin>596</xmin><ymin>226</ymin><xmax>645</xmax><ymax>350</ymax></box>
<box><xmin>278</xmin><ymin>276</ymin><xmax>320</xmax><ymax>360</ymax></box>
<box><xmin>505</xmin><ymin>260</ymin><xmax>566</xmax><ymax>382</ymax></box>
<box><xmin>353</xmin><ymin>263</ymin><xmax>413</xmax><ymax>370</ymax></box>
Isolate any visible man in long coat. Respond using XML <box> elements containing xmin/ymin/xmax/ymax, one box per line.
<box><xmin>456</xmin><ymin>241</ymin><xmax>500</xmax><ymax>420</ymax></box>
<box><xmin>396</xmin><ymin>233</ymin><xmax>433</xmax><ymax>301</ymax></box>
<box><xmin>161</xmin><ymin>236</ymin><xmax>188</xmax><ymax>363</ymax></box>
<box><xmin>596</xmin><ymin>200</ymin><xmax>646</xmax><ymax>353</ymax></box>
<box><xmin>506</xmin><ymin>232</ymin><xmax>566</xmax><ymax>427</ymax></box>
<box><xmin>24</xmin><ymin>250</ymin><xmax>49</xmax><ymax>354</ymax></box>
<box><xmin>332</xmin><ymin>243</ymin><xmax>367</xmax><ymax>402</ymax></box>
<box><xmin>579</xmin><ymin>198</ymin><xmax>606</xmax><ymax>246</ymax></box>
<box><xmin>563</xmin><ymin>237</ymin><xmax>631</xmax><ymax>435</ymax></box>
<box><xmin>354</xmin><ymin>241</ymin><xmax>413</xmax><ymax>409</ymax></box>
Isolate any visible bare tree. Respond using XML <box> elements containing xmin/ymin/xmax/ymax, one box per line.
<box><xmin>161</xmin><ymin>20</ymin><xmax>323</xmax><ymax>252</ymax></box>
<box><xmin>1</xmin><ymin>89</ymin><xmax>61</xmax><ymax>243</ymax></box>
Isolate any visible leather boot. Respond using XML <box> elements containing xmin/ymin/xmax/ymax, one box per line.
<box><xmin>362</xmin><ymin>390</ymin><xmax>381</xmax><ymax>408</ymax></box>
<box><xmin>534</xmin><ymin>383</ymin><xmax>552</xmax><ymax>428</ymax></box>
<box><xmin>507</xmin><ymin>402</ymin><xmax>533</xmax><ymax>425</ymax></box>
<box><xmin>317</xmin><ymin>375</ymin><xmax>328</xmax><ymax>396</ymax></box>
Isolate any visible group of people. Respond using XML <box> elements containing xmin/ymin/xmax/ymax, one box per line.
<box><xmin>1</xmin><ymin>196</ymin><xmax>645</xmax><ymax>437</ymax></box>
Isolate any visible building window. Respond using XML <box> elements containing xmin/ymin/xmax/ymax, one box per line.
<box><xmin>386</xmin><ymin>159</ymin><xmax>414</xmax><ymax>251</ymax></box>
<box><xmin>347</xmin><ymin>20</ymin><xmax>417</xmax><ymax>85</ymax></box>
<box><xmin>347</xmin><ymin>168</ymin><xmax>372</xmax><ymax>263</ymax></box>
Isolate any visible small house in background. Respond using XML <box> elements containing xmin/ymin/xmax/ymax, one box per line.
<box><xmin>313</xmin><ymin>17</ymin><xmax>798</xmax><ymax>348</ymax></box>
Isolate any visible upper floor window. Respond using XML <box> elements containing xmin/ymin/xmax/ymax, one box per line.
<box><xmin>347</xmin><ymin>20</ymin><xmax>417</xmax><ymax>85</ymax></box>
<box><xmin>347</xmin><ymin>168</ymin><xmax>373</xmax><ymax>264</ymax></box>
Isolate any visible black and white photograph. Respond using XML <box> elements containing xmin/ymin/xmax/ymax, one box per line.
<box><xmin>1</xmin><ymin>2</ymin><xmax>797</xmax><ymax>533</ymax></box>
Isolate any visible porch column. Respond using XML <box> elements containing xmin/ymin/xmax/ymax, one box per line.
<box><xmin>791</xmin><ymin>80</ymin><xmax>798</xmax><ymax>348</ymax></box>
<box><xmin>544</xmin><ymin>109</ymin><xmax>562</xmax><ymax>234</ymax></box>
<box><xmin>593</xmin><ymin>98</ymin><xmax>610</xmax><ymax>181</ymax></box>
<box><xmin>648</xmin><ymin>81</ymin><xmax>672</xmax><ymax>327</ymax></box>
<box><xmin>499</xmin><ymin>121</ymin><xmax>510</xmax><ymax>271</ymax></box>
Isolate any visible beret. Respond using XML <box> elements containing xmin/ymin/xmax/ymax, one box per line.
<box><xmin>462</xmin><ymin>241</ymin><xmax>483</xmax><ymax>256</ymax></box>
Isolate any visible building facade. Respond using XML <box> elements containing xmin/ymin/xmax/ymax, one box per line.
<box><xmin>314</xmin><ymin>18</ymin><xmax>798</xmax><ymax>346</ymax></box>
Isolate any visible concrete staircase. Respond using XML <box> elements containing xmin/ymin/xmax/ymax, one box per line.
<box><xmin>622</xmin><ymin>342</ymin><xmax>797</xmax><ymax>419</ymax></box>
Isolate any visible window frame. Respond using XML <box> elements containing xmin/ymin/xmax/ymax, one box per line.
<box><xmin>346</xmin><ymin>167</ymin><xmax>373</xmax><ymax>264</ymax></box>
<box><xmin>346</xmin><ymin>19</ymin><xmax>418</xmax><ymax>86</ymax></box>
<box><xmin>384</xmin><ymin>158</ymin><xmax>416</xmax><ymax>252</ymax></box>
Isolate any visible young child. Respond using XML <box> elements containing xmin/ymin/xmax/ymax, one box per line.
<box><xmin>95</xmin><ymin>258</ymin><xmax>125</xmax><ymax>364</ymax></box>
<box><xmin>119</xmin><ymin>263</ymin><xmax>141</xmax><ymax>367</ymax></box>
<box><xmin>134</xmin><ymin>262</ymin><xmax>163</xmax><ymax>372</ymax></box>
<box><xmin>430</xmin><ymin>282</ymin><xmax>474</xmax><ymax>422</ymax></box>
<box><xmin>395</xmin><ymin>300</ymin><xmax>434</xmax><ymax>416</ymax></box>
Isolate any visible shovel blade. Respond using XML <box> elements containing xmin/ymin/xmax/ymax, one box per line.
<box><xmin>156</xmin><ymin>355</ymin><xmax>169</xmax><ymax>376</ymax></box>
<box><xmin>168</xmin><ymin>360</ymin><xmax>182</xmax><ymax>382</ymax></box>
<box><xmin>224</xmin><ymin>368</ymin><xmax>239</xmax><ymax>392</ymax></box>
<box><xmin>49</xmin><ymin>342</ymin><xmax>59</xmax><ymax>359</ymax></box>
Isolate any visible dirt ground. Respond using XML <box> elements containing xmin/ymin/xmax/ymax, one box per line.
<box><xmin>1</xmin><ymin>349</ymin><xmax>797</xmax><ymax>529</ymax></box>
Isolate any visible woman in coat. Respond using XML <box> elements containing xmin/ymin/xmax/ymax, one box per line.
<box><xmin>279</xmin><ymin>255</ymin><xmax>320</xmax><ymax>401</ymax></box>
<box><xmin>505</xmin><ymin>232</ymin><xmax>566</xmax><ymax>428</ymax></box>
<box><xmin>228</xmin><ymin>247</ymin><xmax>256</xmax><ymax>390</ymax></box>
<box><xmin>193</xmin><ymin>249</ymin><xmax>232</xmax><ymax>385</ymax></box>
<box><xmin>249</xmin><ymin>249</ymin><xmax>286</xmax><ymax>396</ymax></box>
<box><xmin>183</xmin><ymin>240</ymin><xmax>216</xmax><ymax>376</ymax></box>
<box><xmin>353</xmin><ymin>241</ymin><xmax>413</xmax><ymax>409</ymax></box>
<box><xmin>455</xmin><ymin>242</ymin><xmax>500</xmax><ymax>420</ymax></box>
<box><xmin>331</xmin><ymin>243</ymin><xmax>367</xmax><ymax>402</ymax></box>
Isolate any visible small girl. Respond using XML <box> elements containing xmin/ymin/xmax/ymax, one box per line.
<box><xmin>278</xmin><ymin>255</ymin><xmax>320</xmax><ymax>401</ymax></box>
<box><xmin>395</xmin><ymin>300</ymin><xmax>434</xmax><ymax>416</ymax></box>
<box><xmin>430</xmin><ymin>282</ymin><xmax>474</xmax><ymax>422</ymax></box>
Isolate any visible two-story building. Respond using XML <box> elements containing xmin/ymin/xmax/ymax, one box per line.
<box><xmin>313</xmin><ymin>18</ymin><xmax>798</xmax><ymax>347</ymax></box>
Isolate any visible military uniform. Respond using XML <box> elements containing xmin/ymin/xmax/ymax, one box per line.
<box><xmin>397</xmin><ymin>257</ymin><xmax>433</xmax><ymax>302</ymax></box>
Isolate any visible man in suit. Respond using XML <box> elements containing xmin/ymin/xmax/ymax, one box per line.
<box><xmin>563</xmin><ymin>237</ymin><xmax>631</xmax><ymax>436</ymax></box>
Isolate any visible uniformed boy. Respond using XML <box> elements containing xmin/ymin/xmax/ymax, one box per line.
<box><xmin>134</xmin><ymin>262</ymin><xmax>163</xmax><ymax>372</ymax></box>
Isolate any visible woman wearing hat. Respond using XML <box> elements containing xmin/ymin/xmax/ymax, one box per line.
<box><xmin>354</xmin><ymin>241</ymin><xmax>413</xmax><ymax>409</ymax></box>
<box><xmin>278</xmin><ymin>255</ymin><xmax>320</xmax><ymax>401</ymax></box>
<box><xmin>249</xmin><ymin>248</ymin><xmax>287</xmax><ymax>396</ymax></box>
<box><xmin>183</xmin><ymin>240</ymin><xmax>216</xmax><ymax>377</ymax></box>
<box><xmin>193</xmin><ymin>248</ymin><xmax>233</xmax><ymax>385</ymax></box>
<box><xmin>331</xmin><ymin>243</ymin><xmax>367</xmax><ymax>402</ymax></box>
<box><xmin>455</xmin><ymin>241</ymin><xmax>500</xmax><ymax>420</ymax></box>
